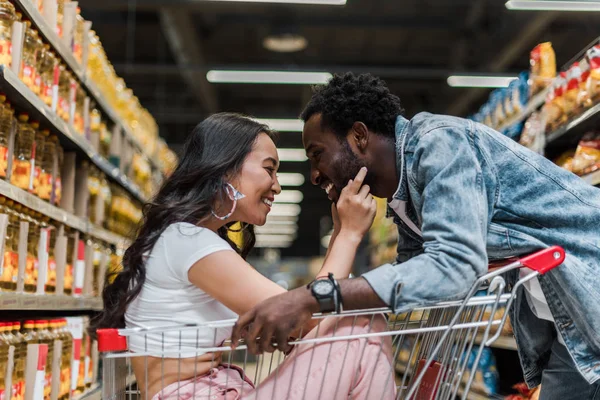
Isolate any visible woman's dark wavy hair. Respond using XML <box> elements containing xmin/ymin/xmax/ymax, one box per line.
<box><xmin>92</xmin><ymin>113</ymin><xmax>275</xmax><ymax>331</ymax></box>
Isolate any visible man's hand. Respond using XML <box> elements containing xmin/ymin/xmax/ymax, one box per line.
<box><xmin>231</xmin><ymin>285</ymin><xmax>319</xmax><ymax>354</ymax></box>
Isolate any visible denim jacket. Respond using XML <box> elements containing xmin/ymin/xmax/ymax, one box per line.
<box><xmin>362</xmin><ymin>113</ymin><xmax>600</xmax><ymax>386</ymax></box>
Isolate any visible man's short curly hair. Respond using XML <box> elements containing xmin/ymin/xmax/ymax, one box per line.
<box><xmin>300</xmin><ymin>72</ymin><xmax>403</xmax><ymax>139</ymax></box>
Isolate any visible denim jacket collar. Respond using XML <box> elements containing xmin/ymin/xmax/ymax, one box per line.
<box><xmin>386</xmin><ymin>115</ymin><xmax>411</xmax><ymax>219</ymax></box>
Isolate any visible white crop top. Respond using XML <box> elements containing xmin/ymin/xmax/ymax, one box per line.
<box><xmin>125</xmin><ymin>223</ymin><xmax>237</xmax><ymax>357</ymax></box>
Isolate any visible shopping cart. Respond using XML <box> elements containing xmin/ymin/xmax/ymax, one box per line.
<box><xmin>97</xmin><ymin>246</ymin><xmax>565</xmax><ymax>400</ymax></box>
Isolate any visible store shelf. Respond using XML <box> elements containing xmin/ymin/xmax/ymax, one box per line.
<box><xmin>497</xmin><ymin>87</ymin><xmax>549</xmax><ymax>132</ymax></box>
<box><xmin>547</xmin><ymin>101</ymin><xmax>600</xmax><ymax>143</ymax></box>
<box><xmin>475</xmin><ymin>334</ymin><xmax>517</xmax><ymax>351</ymax></box>
<box><xmin>15</xmin><ymin>0</ymin><xmax>83</xmax><ymax>78</ymax></box>
<box><xmin>0</xmin><ymin>179</ymin><xmax>88</xmax><ymax>232</ymax></box>
<box><xmin>0</xmin><ymin>65</ymin><xmax>147</xmax><ymax>203</ymax></box>
<box><xmin>582</xmin><ymin>169</ymin><xmax>600</xmax><ymax>186</ymax></box>
<box><xmin>12</xmin><ymin>0</ymin><xmax>165</xmax><ymax>177</ymax></box>
<box><xmin>84</xmin><ymin>79</ymin><xmax>164</xmax><ymax>175</ymax></box>
<box><xmin>0</xmin><ymin>174</ymin><xmax>129</xmax><ymax>246</ymax></box>
<box><xmin>0</xmin><ymin>292</ymin><xmax>102</xmax><ymax>310</ymax></box>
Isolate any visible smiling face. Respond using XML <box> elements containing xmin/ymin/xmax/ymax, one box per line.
<box><xmin>229</xmin><ymin>133</ymin><xmax>282</xmax><ymax>226</ymax></box>
<box><xmin>302</xmin><ymin>114</ymin><xmax>366</xmax><ymax>203</ymax></box>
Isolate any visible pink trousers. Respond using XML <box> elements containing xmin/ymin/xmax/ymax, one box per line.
<box><xmin>153</xmin><ymin>315</ymin><xmax>396</xmax><ymax>399</ymax></box>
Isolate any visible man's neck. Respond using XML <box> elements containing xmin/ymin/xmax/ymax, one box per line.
<box><xmin>370</xmin><ymin>137</ymin><xmax>398</xmax><ymax>200</ymax></box>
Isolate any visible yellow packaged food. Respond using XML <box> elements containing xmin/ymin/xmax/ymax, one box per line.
<box><xmin>572</xmin><ymin>132</ymin><xmax>600</xmax><ymax>176</ymax></box>
<box><xmin>586</xmin><ymin>45</ymin><xmax>600</xmax><ymax>100</ymax></box>
<box><xmin>554</xmin><ymin>150</ymin><xmax>575</xmax><ymax>172</ymax></box>
<box><xmin>0</xmin><ymin>95</ymin><xmax>12</xmax><ymax>178</ymax></box>
<box><xmin>530</xmin><ymin>42</ymin><xmax>556</xmax><ymax>95</ymax></box>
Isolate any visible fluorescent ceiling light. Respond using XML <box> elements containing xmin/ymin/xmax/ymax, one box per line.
<box><xmin>277</xmin><ymin>173</ymin><xmax>305</xmax><ymax>186</ymax></box>
<box><xmin>447</xmin><ymin>75</ymin><xmax>517</xmax><ymax>88</ymax></box>
<box><xmin>207</xmin><ymin>70</ymin><xmax>332</xmax><ymax>85</ymax></box>
<box><xmin>255</xmin><ymin>118</ymin><xmax>304</xmax><ymax>131</ymax></box>
<box><xmin>204</xmin><ymin>0</ymin><xmax>345</xmax><ymax>3</ymax></box>
<box><xmin>256</xmin><ymin>233</ymin><xmax>296</xmax><ymax>240</ymax></box>
<box><xmin>254</xmin><ymin>241</ymin><xmax>293</xmax><ymax>248</ymax></box>
<box><xmin>265</xmin><ymin>216</ymin><xmax>299</xmax><ymax>224</ymax></box>
<box><xmin>255</xmin><ymin>225</ymin><xmax>298</xmax><ymax>235</ymax></box>
<box><xmin>269</xmin><ymin>203</ymin><xmax>301</xmax><ymax>217</ymax></box>
<box><xmin>278</xmin><ymin>148</ymin><xmax>307</xmax><ymax>161</ymax></box>
<box><xmin>275</xmin><ymin>190</ymin><xmax>304</xmax><ymax>203</ymax></box>
<box><xmin>263</xmin><ymin>34</ymin><xmax>308</xmax><ymax>53</ymax></box>
<box><xmin>506</xmin><ymin>0</ymin><xmax>600</xmax><ymax>11</ymax></box>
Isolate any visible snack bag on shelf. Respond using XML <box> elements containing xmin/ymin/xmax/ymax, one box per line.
<box><xmin>519</xmin><ymin>112</ymin><xmax>546</xmax><ymax>155</ymax></box>
<box><xmin>529</xmin><ymin>42</ymin><xmax>556</xmax><ymax>96</ymax></box>
<box><xmin>504</xmin><ymin>121</ymin><xmax>524</xmax><ymax>142</ymax></box>
<box><xmin>586</xmin><ymin>45</ymin><xmax>600</xmax><ymax>100</ymax></box>
<box><xmin>564</xmin><ymin>62</ymin><xmax>583</xmax><ymax>116</ymax></box>
<box><xmin>571</xmin><ymin>131</ymin><xmax>600</xmax><ymax>176</ymax></box>
<box><xmin>504</xmin><ymin>80</ymin><xmax>517</xmax><ymax>118</ymax></box>
<box><xmin>542</xmin><ymin>72</ymin><xmax>567</xmax><ymax>131</ymax></box>
<box><xmin>491</xmin><ymin>90</ymin><xmax>506</xmax><ymax>129</ymax></box>
<box><xmin>506</xmin><ymin>383</ymin><xmax>541</xmax><ymax>400</ymax></box>
<box><xmin>554</xmin><ymin>150</ymin><xmax>576</xmax><ymax>173</ymax></box>
<box><xmin>578</xmin><ymin>57</ymin><xmax>592</xmax><ymax>109</ymax></box>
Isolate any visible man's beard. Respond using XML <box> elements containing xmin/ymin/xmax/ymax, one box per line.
<box><xmin>332</xmin><ymin>139</ymin><xmax>371</xmax><ymax>193</ymax></box>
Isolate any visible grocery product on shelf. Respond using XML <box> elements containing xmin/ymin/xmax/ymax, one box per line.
<box><xmin>73</xmin><ymin>7</ymin><xmax>84</xmax><ymax>64</ymax></box>
<box><xmin>38</xmin><ymin>129</ymin><xmax>53</xmax><ymax>200</ymax></box>
<box><xmin>24</xmin><ymin>208</ymin><xmax>40</xmax><ymax>292</ymax></box>
<box><xmin>11</xmin><ymin>113</ymin><xmax>35</xmax><ymax>191</ymax></box>
<box><xmin>31</xmin><ymin>122</ymin><xmax>46</xmax><ymax>195</ymax></box>
<box><xmin>0</xmin><ymin>0</ymin><xmax>16</xmax><ymax>67</ymax></box>
<box><xmin>38</xmin><ymin>45</ymin><xmax>59</xmax><ymax>108</ymax></box>
<box><xmin>505</xmin><ymin>383</ymin><xmax>541</xmax><ymax>400</ymax></box>
<box><xmin>20</xmin><ymin>20</ymin><xmax>41</xmax><ymax>92</ymax></box>
<box><xmin>64</xmin><ymin>228</ymin><xmax>74</xmax><ymax>294</ymax></box>
<box><xmin>45</xmin><ymin>220</ymin><xmax>57</xmax><ymax>293</ymax></box>
<box><xmin>0</xmin><ymin>95</ymin><xmax>12</xmax><ymax>178</ymax></box>
<box><xmin>52</xmin><ymin>134</ymin><xmax>64</xmax><ymax>207</ymax></box>
<box><xmin>529</xmin><ymin>42</ymin><xmax>556</xmax><ymax>96</ymax></box>
<box><xmin>571</xmin><ymin>131</ymin><xmax>600</xmax><ymax>175</ymax></box>
<box><xmin>554</xmin><ymin>150</ymin><xmax>575</xmax><ymax>172</ymax></box>
<box><xmin>586</xmin><ymin>45</ymin><xmax>600</xmax><ymax>100</ymax></box>
<box><xmin>2</xmin><ymin>199</ymin><xmax>20</xmax><ymax>291</ymax></box>
<box><xmin>462</xmin><ymin>347</ymin><xmax>500</xmax><ymax>396</ymax></box>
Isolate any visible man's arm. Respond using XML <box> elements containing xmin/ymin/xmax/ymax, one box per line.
<box><xmin>232</xmin><ymin>126</ymin><xmax>490</xmax><ymax>353</ymax></box>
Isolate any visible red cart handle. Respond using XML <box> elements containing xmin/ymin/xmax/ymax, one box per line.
<box><xmin>488</xmin><ymin>246</ymin><xmax>566</xmax><ymax>274</ymax></box>
<box><xmin>97</xmin><ymin>328</ymin><xmax>128</xmax><ymax>353</ymax></box>
<box><xmin>520</xmin><ymin>246</ymin><xmax>565</xmax><ymax>274</ymax></box>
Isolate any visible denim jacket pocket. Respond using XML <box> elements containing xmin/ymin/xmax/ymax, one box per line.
<box><xmin>486</xmin><ymin>223</ymin><xmax>515</xmax><ymax>259</ymax></box>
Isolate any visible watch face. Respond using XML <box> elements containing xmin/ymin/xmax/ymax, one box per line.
<box><xmin>313</xmin><ymin>280</ymin><xmax>334</xmax><ymax>296</ymax></box>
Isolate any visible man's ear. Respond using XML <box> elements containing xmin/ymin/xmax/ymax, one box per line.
<box><xmin>351</xmin><ymin>121</ymin><xmax>369</xmax><ymax>153</ymax></box>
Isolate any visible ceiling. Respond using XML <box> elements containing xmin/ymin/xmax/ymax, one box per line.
<box><xmin>78</xmin><ymin>0</ymin><xmax>600</xmax><ymax>257</ymax></box>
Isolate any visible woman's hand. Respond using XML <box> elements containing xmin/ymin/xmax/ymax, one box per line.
<box><xmin>336</xmin><ymin>167</ymin><xmax>377</xmax><ymax>240</ymax></box>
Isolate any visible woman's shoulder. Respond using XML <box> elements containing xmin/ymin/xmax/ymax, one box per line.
<box><xmin>162</xmin><ymin>222</ymin><xmax>229</xmax><ymax>246</ymax></box>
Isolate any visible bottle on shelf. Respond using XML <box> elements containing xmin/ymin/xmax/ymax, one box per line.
<box><xmin>73</xmin><ymin>7</ymin><xmax>84</xmax><ymax>64</ymax></box>
<box><xmin>20</xmin><ymin>21</ymin><xmax>40</xmax><ymax>92</ymax></box>
<box><xmin>23</xmin><ymin>208</ymin><xmax>40</xmax><ymax>293</ymax></box>
<box><xmin>3</xmin><ymin>199</ymin><xmax>20</xmax><ymax>292</ymax></box>
<box><xmin>57</xmin><ymin>64</ymin><xmax>71</xmax><ymax>123</ymax></box>
<box><xmin>30</xmin><ymin>121</ymin><xmax>45</xmax><ymax>195</ymax></box>
<box><xmin>32</xmin><ymin>31</ymin><xmax>45</xmax><ymax>96</ymax></box>
<box><xmin>0</xmin><ymin>94</ymin><xmax>11</xmax><ymax>178</ymax></box>
<box><xmin>38</xmin><ymin>45</ymin><xmax>58</xmax><ymax>108</ymax></box>
<box><xmin>87</xmin><ymin>165</ymin><xmax>100</xmax><ymax>225</ymax></box>
<box><xmin>37</xmin><ymin>129</ymin><xmax>53</xmax><ymax>201</ymax></box>
<box><xmin>9</xmin><ymin>321</ymin><xmax>24</xmax><ymax>400</ymax></box>
<box><xmin>0</xmin><ymin>197</ymin><xmax>15</xmax><ymax>291</ymax></box>
<box><xmin>56</xmin><ymin>0</ymin><xmax>65</xmax><ymax>38</ymax></box>
<box><xmin>52</xmin><ymin>135</ymin><xmax>64</xmax><ymax>207</ymax></box>
<box><xmin>44</xmin><ymin>216</ymin><xmax>57</xmax><ymax>293</ymax></box>
<box><xmin>0</xmin><ymin>323</ymin><xmax>9</xmax><ymax>399</ymax></box>
<box><xmin>63</xmin><ymin>228</ymin><xmax>73</xmax><ymax>295</ymax></box>
<box><xmin>33</xmin><ymin>320</ymin><xmax>53</xmax><ymax>399</ymax></box>
<box><xmin>74</xmin><ymin>84</ymin><xmax>85</xmax><ymax>135</ymax></box>
<box><xmin>55</xmin><ymin>319</ymin><xmax>72</xmax><ymax>400</ymax></box>
<box><xmin>11</xmin><ymin>114</ymin><xmax>35</xmax><ymax>191</ymax></box>
<box><xmin>0</xmin><ymin>0</ymin><xmax>16</xmax><ymax>67</ymax></box>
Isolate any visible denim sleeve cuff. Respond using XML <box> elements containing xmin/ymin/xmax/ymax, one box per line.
<box><xmin>361</xmin><ymin>263</ymin><xmax>400</xmax><ymax>309</ymax></box>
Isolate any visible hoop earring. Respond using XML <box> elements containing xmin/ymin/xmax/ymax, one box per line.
<box><xmin>211</xmin><ymin>183</ymin><xmax>246</xmax><ymax>221</ymax></box>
